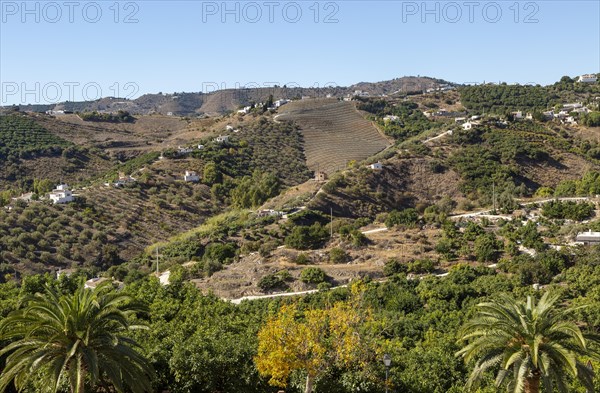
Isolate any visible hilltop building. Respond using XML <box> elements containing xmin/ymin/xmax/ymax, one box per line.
<box><xmin>369</xmin><ymin>162</ymin><xmax>383</xmax><ymax>170</ymax></box>
<box><xmin>48</xmin><ymin>184</ymin><xmax>74</xmax><ymax>204</ymax></box>
<box><xmin>577</xmin><ymin>74</ymin><xmax>598</xmax><ymax>83</ymax></box>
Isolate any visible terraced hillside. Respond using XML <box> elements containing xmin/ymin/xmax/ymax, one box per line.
<box><xmin>276</xmin><ymin>99</ymin><xmax>390</xmax><ymax>174</ymax></box>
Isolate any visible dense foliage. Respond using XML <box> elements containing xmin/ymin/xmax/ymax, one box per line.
<box><xmin>1</xmin><ymin>248</ymin><xmax>600</xmax><ymax>393</ymax></box>
<box><xmin>0</xmin><ymin>114</ymin><xmax>72</xmax><ymax>161</ymax></box>
<box><xmin>79</xmin><ymin>110</ymin><xmax>135</xmax><ymax>123</ymax></box>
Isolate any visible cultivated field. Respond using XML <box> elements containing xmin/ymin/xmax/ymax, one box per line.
<box><xmin>277</xmin><ymin>99</ymin><xmax>391</xmax><ymax>174</ymax></box>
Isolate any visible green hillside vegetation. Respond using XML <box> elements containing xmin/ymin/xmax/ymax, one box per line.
<box><xmin>79</xmin><ymin>110</ymin><xmax>135</xmax><ymax>123</ymax></box>
<box><xmin>313</xmin><ymin>114</ymin><xmax>600</xmax><ymax>218</ymax></box>
<box><xmin>0</xmin><ymin>173</ymin><xmax>215</xmax><ymax>279</ymax></box>
<box><xmin>356</xmin><ymin>97</ymin><xmax>438</xmax><ymax>141</ymax></box>
<box><xmin>460</xmin><ymin>77</ymin><xmax>600</xmax><ymax>114</ymax></box>
<box><xmin>166</xmin><ymin>119</ymin><xmax>310</xmax><ymax>186</ymax></box>
<box><xmin>0</xmin><ymin>114</ymin><xmax>73</xmax><ymax>161</ymax></box>
<box><xmin>2</xmin><ymin>247</ymin><xmax>600</xmax><ymax>392</ymax></box>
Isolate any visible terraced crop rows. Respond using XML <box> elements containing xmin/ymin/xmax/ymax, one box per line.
<box><xmin>278</xmin><ymin>99</ymin><xmax>390</xmax><ymax>174</ymax></box>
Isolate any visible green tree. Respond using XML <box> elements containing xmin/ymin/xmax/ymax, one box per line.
<box><xmin>203</xmin><ymin>161</ymin><xmax>222</xmax><ymax>185</ymax></box>
<box><xmin>0</xmin><ymin>282</ymin><xmax>154</xmax><ymax>393</ymax></box>
<box><xmin>473</xmin><ymin>233</ymin><xmax>500</xmax><ymax>262</ymax></box>
<box><xmin>457</xmin><ymin>292</ymin><xmax>600</xmax><ymax>393</ymax></box>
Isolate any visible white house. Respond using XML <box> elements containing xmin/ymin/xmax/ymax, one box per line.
<box><xmin>512</xmin><ymin>111</ymin><xmax>523</xmax><ymax>119</ymax></box>
<box><xmin>274</xmin><ymin>99</ymin><xmax>288</xmax><ymax>108</ymax></box>
<box><xmin>563</xmin><ymin>103</ymin><xmax>583</xmax><ymax>109</ymax></box>
<box><xmin>525</xmin><ymin>113</ymin><xmax>533</xmax><ymax>120</ymax></box>
<box><xmin>214</xmin><ymin>135</ymin><xmax>230</xmax><ymax>144</ymax></box>
<box><xmin>369</xmin><ymin>162</ymin><xmax>383</xmax><ymax>170</ymax></box>
<box><xmin>462</xmin><ymin>121</ymin><xmax>477</xmax><ymax>130</ymax></box>
<box><xmin>114</xmin><ymin>175</ymin><xmax>136</xmax><ymax>187</ymax></box>
<box><xmin>197</xmin><ymin>144</ymin><xmax>205</xmax><ymax>150</ymax></box>
<box><xmin>353</xmin><ymin>90</ymin><xmax>370</xmax><ymax>97</ymax></box>
<box><xmin>256</xmin><ymin>209</ymin><xmax>284</xmax><ymax>218</ymax></box>
<box><xmin>183</xmin><ymin>170</ymin><xmax>200</xmax><ymax>182</ymax></box>
<box><xmin>177</xmin><ymin>146</ymin><xmax>194</xmax><ymax>155</ymax></box>
<box><xmin>226</xmin><ymin>125</ymin><xmax>234</xmax><ymax>131</ymax></box>
<box><xmin>576</xmin><ymin>231</ymin><xmax>600</xmax><ymax>245</ymax></box>
<box><xmin>48</xmin><ymin>184</ymin><xmax>74</xmax><ymax>204</ymax></box>
<box><xmin>383</xmin><ymin>115</ymin><xmax>400</xmax><ymax>123</ymax></box>
<box><xmin>167</xmin><ymin>112</ymin><xmax>174</xmax><ymax>116</ymax></box>
<box><xmin>237</xmin><ymin>106</ymin><xmax>252</xmax><ymax>114</ymax></box>
<box><xmin>577</xmin><ymin>74</ymin><xmax>598</xmax><ymax>83</ymax></box>
<box><xmin>454</xmin><ymin>117</ymin><xmax>467</xmax><ymax>123</ymax></box>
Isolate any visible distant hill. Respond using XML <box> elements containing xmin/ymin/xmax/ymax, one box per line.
<box><xmin>7</xmin><ymin>76</ymin><xmax>454</xmax><ymax>116</ymax></box>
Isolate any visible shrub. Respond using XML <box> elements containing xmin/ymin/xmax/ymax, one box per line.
<box><xmin>285</xmin><ymin>223</ymin><xmax>328</xmax><ymax>250</ymax></box>
<box><xmin>258</xmin><ymin>270</ymin><xmax>292</xmax><ymax>291</ymax></box>
<box><xmin>329</xmin><ymin>248</ymin><xmax>348</xmax><ymax>264</ymax></box>
<box><xmin>300</xmin><ymin>267</ymin><xmax>327</xmax><ymax>284</ymax></box>
<box><xmin>385</xmin><ymin>208</ymin><xmax>419</xmax><ymax>228</ymax></box>
<box><xmin>406</xmin><ymin>258</ymin><xmax>436</xmax><ymax>274</ymax></box>
<box><xmin>293</xmin><ymin>253</ymin><xmax>309</xmax><ymax>265</ymax></box>
<box><xmin>383</xmin><ymin>258</ymin><xmax>407</xmax><ymax>276</ymax></box>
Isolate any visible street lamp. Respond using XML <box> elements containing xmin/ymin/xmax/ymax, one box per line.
<box><xmin>383</xmin><ymin>354</ymin><xmax>392</xmax><ymax>393</ymax></box>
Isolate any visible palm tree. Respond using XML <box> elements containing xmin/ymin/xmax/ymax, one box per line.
<box><xmin>457</xmin><ymin>291</ymin><xmax>600</xmax><ymax>393</ymax></box>
<box><xmin>0</xmin><ymin>281</ymin><xmax>154</xmax><ymax>393</ymax></box>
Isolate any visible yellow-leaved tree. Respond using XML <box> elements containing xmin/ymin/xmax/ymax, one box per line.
<box><xmin>255</xmin><ymin>284</ymin><xmax>373</xmax><ymax>393</ymax></box>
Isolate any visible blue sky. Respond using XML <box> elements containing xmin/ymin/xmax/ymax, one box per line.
<box><xmin>1</xmin><ymin>0</ymin><xmax>599</xmax><ymax>105</ymax></box>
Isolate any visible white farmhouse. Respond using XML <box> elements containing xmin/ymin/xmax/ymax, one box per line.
<box><xmin>214</xmin><ymin>135</ymin><xmax>230</xmax><ymax>144</ymax></box>
<box><xmin>462</xmin><ymin>122</ymin><xmax>475</xmax><ymax>130</ymax></box>
<box><xmin>177</xmin><ymin>146</ymin><xmax>194</xmax><ymax>155</ymax></box>
<box><xmin>226</xmin><ymin>125</ymin><xmax>234</xmax><ymax>131</ymax></box>
<box><xmin>369</xmin><ymin>162</ymin><xmax>383</xmax><ymax>170</ymax></box>
<box><xmin>274</xmin><ymin>99</ymin><xmax>288</xmax><ymax>108</ymax></box>
<box><xmin>48</xmin><ymin>184</ymin><xmax>74</xmax><ymax>204</ymax></box>
<box><xmin>577</xmin><ymin>74</ymin><xmax>598</xmax><ymax>83</ymax></box>
<box><xmin>183</xmin><ymin>171</ymin><xmax>200</xmax><ymax>182</ymax></box>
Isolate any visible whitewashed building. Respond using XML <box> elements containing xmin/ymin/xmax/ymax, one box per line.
<box><xmin>577</xmin><ymin>74</ymin><xmax>598</xmax><ymax>83</ymax></box>
<box><xmin>49</xmin><ymin>184</ymin><xmax>74</xmax><ymax>204</ymax></box>
<box><xmin>183</xmin><ymin>171</ymin><xmax>200</xmax><ymax>182</ymax></box>
<box><xmin>576</xmin><ymin>231</ymin><xmax>600</xmax><ymax>245</ymax></box>
<box><xmin>369</xmin><ymin>162</ymin><xmax>383</xmax><ymax>170</ymax></box>
<box><xmin>214</xmin><ymin>135</ymin><xmax>230</xmax><ymax>144</ymax></box>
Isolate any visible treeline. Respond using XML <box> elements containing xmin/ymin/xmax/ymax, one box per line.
<box><xmin>79</xmin><ymin>110</ymin><xmax>135</xmax><ymax>123</ymax></box>
<box><xmin>460</xmin><ymin>84</ymin><xmax>557</xmax><ymax>113</ymax></box>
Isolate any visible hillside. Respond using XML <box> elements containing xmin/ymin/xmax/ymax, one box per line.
<box><xmin>276</xmin><ymin>99</ymin><xmax>391</xmax><ymax>174</ymax></box>
<box><xmin>8</xmin><ymin>76</ymin><xmax>453</xmax><ymax>116</ymax></box>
